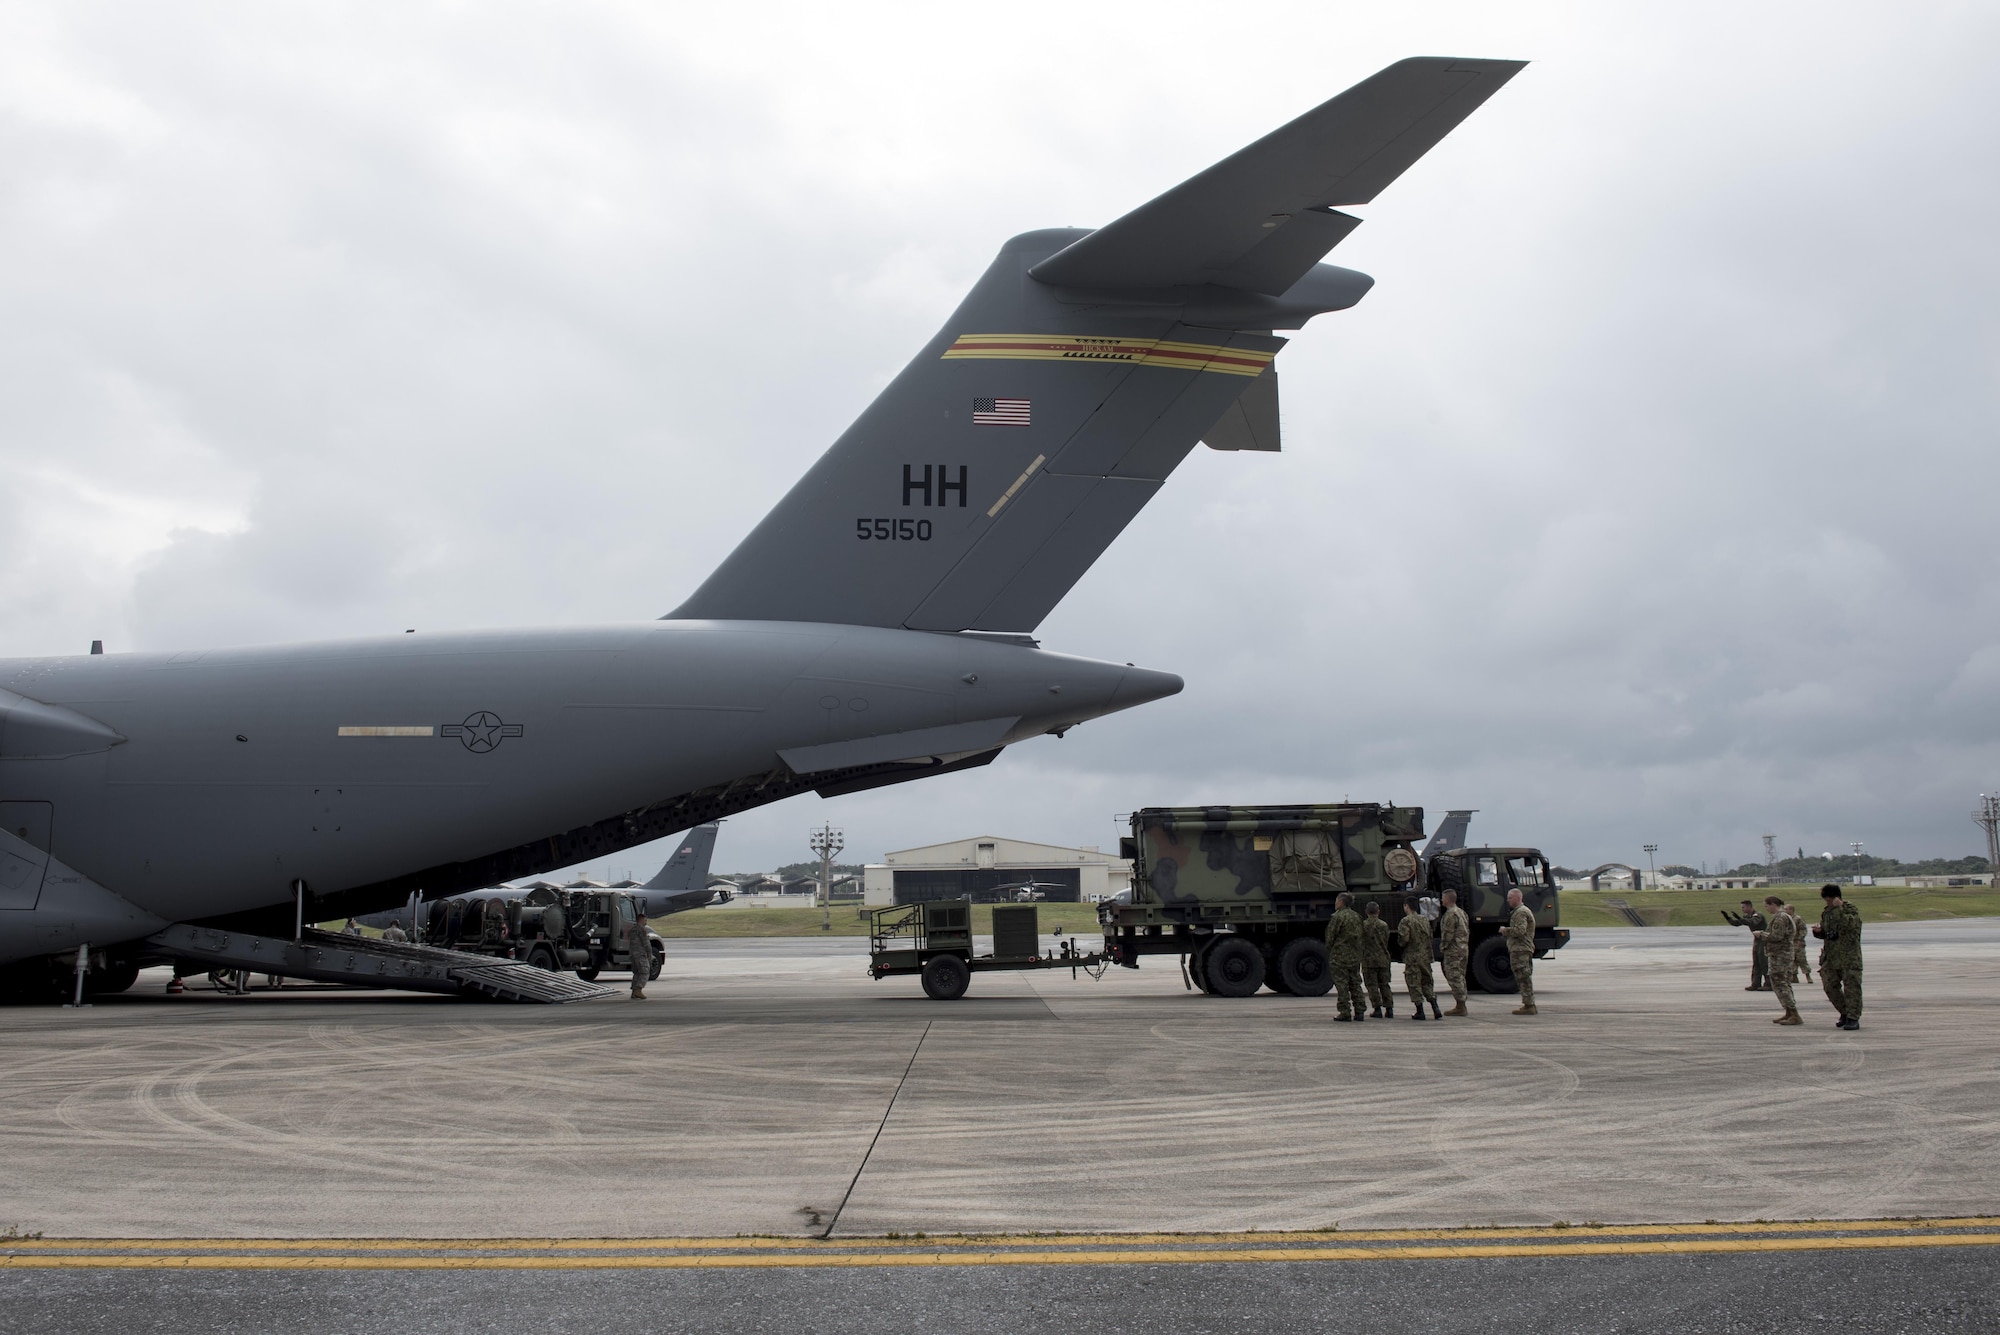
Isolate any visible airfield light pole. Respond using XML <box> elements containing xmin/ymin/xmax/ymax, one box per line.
<box><xmin>1976</xmin><ymin>795</ymin><xmax>2000</xmax><ymax>881</ymax></box>
<box><xmin>809</xmin><ymin>823</ymin><xmax>844</xmax><ymax>933</ymax></box>
<box><xmin>1642</xmin><ymin>844</ymin><xmax>1658</xmax><ymax>889</ymax></box>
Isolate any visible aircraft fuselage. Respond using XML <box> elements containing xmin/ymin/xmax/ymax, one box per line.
<box><xmin>0</xmin><ymin>621</ymin><xmax>1178</xmax><ymax>961</ymax></box>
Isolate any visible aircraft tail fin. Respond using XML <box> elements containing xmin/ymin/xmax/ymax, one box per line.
<box><xmin>1422</xmin><ymin>810</ymin><xmax>1476</xmax><ymax>862</ymax></box>
<box><xmin>669</xmin><ymin>58</ymin><xmax>1522</xmax><ymax>633</ymax></box>
<box><xmin>643</xmin><ymin>822</ymin><xmax>721</xmax><ymax>892</ymax></box>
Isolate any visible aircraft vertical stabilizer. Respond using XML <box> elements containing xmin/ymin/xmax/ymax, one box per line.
<box><xmin>670</xmin><ymin>58</ymin><xmax>1522</xmax><ymax>634</ymax></box>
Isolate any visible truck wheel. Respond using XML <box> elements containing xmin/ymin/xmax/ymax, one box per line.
<box><xmin>1187</xmin><ymin>939</ymin><xmax>1214</xmax><ymax>994</ymax></box>
<box><xmin>1204</xmin><ymin>937</ymin><xmax>1265</xmax><ymax>998</ymax></box>
<box><xmin>921</xmin><ymin>954</ymin><xmax>970</xmax><ymax>1000</ymax></box>
<box><xmin>527</xmin><ymin>946</ymin><xmax>560</xmax><ymax>972</ymax></box>
<box><xmin>1470</xmin><ymin>936</ymin><xmax>1516</xmax><ymax>994</ymax></box>
<box><xmin>1277</xmin><ymin>938</ymin><xmax>1333</xmax><ymax>997</ymax></box>
<box><xmin>575</xmin><ymin>966</ymin><xmax>600</xmax><ymax>981</ymax></box>
<box><xmin>649</xmin><ymin>943</ymin><xmax>665</xmax><ymax>980</ymax></box>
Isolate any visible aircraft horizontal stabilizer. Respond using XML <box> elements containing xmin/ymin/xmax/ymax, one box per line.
<box><xmin>1030</xmin><ymin>57</ymin><xmax>1526</xmax><ymax>296</ymax></box>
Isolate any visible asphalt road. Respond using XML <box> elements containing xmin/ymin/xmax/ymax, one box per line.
<box><xmin>6</xmin><ymin>1243</ymin><xmax>1996</xmax><ymax>1334</ymax></box>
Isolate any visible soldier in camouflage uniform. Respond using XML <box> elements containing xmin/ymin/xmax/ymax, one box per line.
<box><xmin>1504</xmin><ymin>888</ymin><xmax>1538</xmax><ymax>1014</ymax></box>
<box><xmin>1438</xmin><ymin>889</ymin><xmax>1470</xmax><ymax>1016</ymax></box>
<box><xmin>1323</xmin><ymin>893</ymin><xmax>1366</xmax><ymax>1022</ymax></box>
<box><xmin>1396</xmin><ymin>898</ymin><xmax>1441</xmax><ymax>1020</ymax></box>
<box><xmin>626</xmin><ymin>910</ymin><xmax>653</xmax><ymax>1000</ymax></box>
<box><xmin>1753</xmin><ymin>895</ymin><xmax>1802</xmax><ymax>1025</ymax></box>
<box><xmin>1360</xmin><ymin>900</ymin><xmax>1393</xmax><ymax>1018</ymax></box>
<box><xmin>1812</xmin><ymin>884</ymin><xmax>1863</xmax><ymax>1030</ymax></box>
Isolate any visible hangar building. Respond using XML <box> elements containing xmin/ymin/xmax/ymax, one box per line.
<box><xmin>862</xmin><ymin>836</ymin><xmax>1134</xmax><ymax>906</ymax></box>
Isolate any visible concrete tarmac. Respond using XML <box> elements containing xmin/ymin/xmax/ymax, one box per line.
<box><xmin>1</xmin><ymin>921</ymin><xmax>1995</xmax><ymax>1241</ymax></box>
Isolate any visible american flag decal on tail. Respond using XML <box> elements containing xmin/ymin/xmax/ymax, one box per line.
<box><xmin>972</xmin><ymin>397</ymin><xmax>1031</xmax><ymax>426</ymax></box>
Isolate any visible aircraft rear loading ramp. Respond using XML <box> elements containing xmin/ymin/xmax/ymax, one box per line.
<box><xmin>148</xmin><ymin>925</ymin><xmax>615</xmax><ymax>1004</ymax></box>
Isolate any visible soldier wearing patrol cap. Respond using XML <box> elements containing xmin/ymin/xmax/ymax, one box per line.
<box><xmin>1754</xmin><ymin>894</ymin><xmax>1802</xmax><ymax>1026</ymax></box>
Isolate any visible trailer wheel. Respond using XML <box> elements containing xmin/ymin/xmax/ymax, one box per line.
<box><xmin>1204</xmin><ymin>937</ymin><xmax>1265</xmax><ymax>998</ymax></box>
<box><xmin>920</xmin><ymin>954</ymin><xmax>971</xmax><ymax>1001</ymax></box>
<box><xmin>1470</xmin><ymin>936</ymin><xmax>1516</xmax><ymax>994</ymax></box>
<box><xmin>1276</xmin><ymin>938</ymin><xmax>1333</xmax><ymax>997</ymax></box>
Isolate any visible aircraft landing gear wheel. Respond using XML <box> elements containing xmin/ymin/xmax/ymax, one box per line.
<box><xmin>1277</xmin><ymin>938</ymin><xmax>1333</xmax><ymax>997</ymax></box>
<box><xmin>920</xmin><ymin>954</ymin><xmax>970</xmax><ymax>1000</ymax></box>
<box><xmin>1203</xmin><ymin>937</ymin><xmax>1265</xmax><ymax>998</ymax></box>
<box><xmin>1470</xmin><ymin>936</ymin><xmax>1516</xmax><ymax>994</ymax></box>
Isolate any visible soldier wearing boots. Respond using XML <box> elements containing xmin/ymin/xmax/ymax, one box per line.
<box><xmin>1754</xmin><ymin>895</ymin><xmax>1802</xmax><ymax>1025</ymax></box>
<box><xmin>1396</xmin><ymin>898</ymin><xmax>1441</xmax><ymax>1020</ymax></box>
<box><xmin>1323</xmin><ymin>893</ymin><xmax>1366</xmax><ymax>1022</ymax></box>
<box><xmin>1812</xmin><ymin>884</ymin><xmax>1863</xmax><ymax>1030</ymax></box>
<box><xmin>626</xmin><ymin>911</ymin><xmax>653</xmax><ymax>1000</ymax></box>
<box><xmin>1438</xmin><ymin>889</ymin><xmax>1470</xmax><ymax>1016</ymax></box>
<box><xmin>1360</xmin><ymin>901</ymin><xmax>1393</xmax><ymax>1018</ymax></box>
<box><xmin>1785</xmin><ymin>901</ymin><xmax>1812</xmax><ymax>983</ymax></box>
<box><xmin>1721</xmin><ymin>900</ymin><xmax>1770</xmax><ymax>990</ymax></box>
<box><xmin>1504</xmin><ymin>888</ymin><xmax>1538</xmax><ymax>1014</ymax></box>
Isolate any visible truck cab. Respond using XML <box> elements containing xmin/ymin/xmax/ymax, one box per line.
<box><xmin>1424</xmin><ymin>845</ymin><xmax>1567</xmax><ymax>991</ymax></box>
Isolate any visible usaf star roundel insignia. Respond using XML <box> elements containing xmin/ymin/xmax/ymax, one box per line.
<box><xmin>440</xmin><ymin>711</ymin><xmax>524</xmax><ymax>754</ymax></box>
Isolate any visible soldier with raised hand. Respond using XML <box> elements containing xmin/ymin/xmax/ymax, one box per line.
<box><xmin>1720</xmin><ymin>899</ymin><xmax>1770</xmax><ymax>991</ymax></box>
<box><xmin>1438</xmin><ymin>889</ymin><xmax>1471</xmax><ymax>1016</ymax></box>
<box><xmin>1397</xmin><ymin>898</ymin><xmax>1441</xmax><ymax>1021</ymax></box>
<box><xmin>1324</xmin><ymin>893</ymin><xmax>1366</xmax><ymax>1022</ymax></box>
<box><xmin>1754</xmin><ymin>894</ymin><xmax>1802</xmax><ymax>1025</ymax></box>
<box><xmin>1504</xmin><ymin>887</ymin><xmax>1538</xmax><ymax>1015</ymax></box>
<box><xmin>626</xmin><ymin>910</ymin><xmax>653</xmax><ymax>1000</ymax></box>
<box><xmin>1360</xmin><ymin>901</ymin><xmax>1393</xmax><ymax>1018</ymax></box>
<box><xmin>1811</xmin><ymin>883</ymin><xmax>1863</xmax><ymax>1030</ymax></box>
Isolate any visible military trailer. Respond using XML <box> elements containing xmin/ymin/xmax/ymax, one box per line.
<box><xmin>1422</xmin><ymin>846</ymin><xmax>1569</xmax><ymax>992</ymax></box>
<box><xmin>426</xmin><ymin>887</ymin><xmax>663</xmax><ymax>982</ymax></box>
<box><xmin>1100</xmin><ymin>804</ymin><xmax>1568</xmax><ymax>997</ymax></box>
<box><xmin>868</xmin><ymin>901</ymin><xmax>1108</xmax><ymax>999</ymax></box>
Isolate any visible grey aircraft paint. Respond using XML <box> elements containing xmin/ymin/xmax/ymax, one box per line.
<box><xmin>0</xmin><ymin>56</ymin><xmax>1523</xmax><ymax>975</ymax></box>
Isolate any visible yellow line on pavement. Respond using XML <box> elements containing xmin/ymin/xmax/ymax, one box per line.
<box><xmin>7</xmin><ymin>1217</ymin><xmax>1997</xmax><ymax>1253</ymax></box>
<box><xmin>5</xmin><ymin>1232</ymin><xmax>1999</xmax><ymax>1270</ymax></box>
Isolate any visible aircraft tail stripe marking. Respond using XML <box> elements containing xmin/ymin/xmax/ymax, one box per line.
<box><xmin>943</xmin><ymin>335</ymin><xmax>1273</xmax><ymax>377</ymax></box>
<box><xmin>336</xmin><ymin>726</ymin><xmax>435</xmax><ymax>738</ymax></box>
<box><xmin>987</xmin><ymin>455</ymin><xmax>1047</xmax><ymax>518</ymax></box>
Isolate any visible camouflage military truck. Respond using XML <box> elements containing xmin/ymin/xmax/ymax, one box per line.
<box><xmin>1103</xmin><ymin>804</ymin><xmax>1428</xmax><ymax>998</ymax></box>
<box><xmin>1423</xmin><ymin>845</ymin><xmax>1569</xmax><ymax>993</ymax></box>
<box><xmin>426</xmin><ymin>887</ymin><xmax>663</xmax><ymax>983</ymax></box>
<box><xmin>1102</xmin><ymin>806</ymin><xmax>1569</xmax><ymax>997</ymax></box>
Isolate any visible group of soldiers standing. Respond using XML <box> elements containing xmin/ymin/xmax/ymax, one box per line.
<box><xmin>1729</xmin><ymin>885</ymin><xmax>1865</xmax><ymax>1030</ymax></box>
<box><xmin>1322</xmin><ymin>887</ymin><xmax>1541</xmax><ymax>1022</ymax></box>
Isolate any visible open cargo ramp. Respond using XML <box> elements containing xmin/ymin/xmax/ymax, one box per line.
<box><xmin>148</xmin><ymin>925</ymin><xmax>615</xmax><ymax>1004</ymax></box>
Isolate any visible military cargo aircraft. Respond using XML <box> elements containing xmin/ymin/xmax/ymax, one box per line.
<box><xmin>0</xmin><ymin>57</ymin><xmax>1523</xmax><ymax>992</ymax></box>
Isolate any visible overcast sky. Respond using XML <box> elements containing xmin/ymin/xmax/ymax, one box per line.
<box><xmin>5</xmin><ymin>1</ymin><xmax>1998</xmax><ymax>877</ymax></box>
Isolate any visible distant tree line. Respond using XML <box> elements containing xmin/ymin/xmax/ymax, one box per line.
<box><xmin>720</xmin><ymin>861</ymin><xmax>867</xmax><ymax>883</ymax></box>
<box><xmin>1547</xmin><ymin>854</ymin><xmax>1988</xmax><ymax>882</ymax></box>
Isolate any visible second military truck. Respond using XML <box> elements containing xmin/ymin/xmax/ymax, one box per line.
<box><xmin>1101</xmin><ymin>804</ymin><xmax>1567</xmax><ymax>997</ymax></box>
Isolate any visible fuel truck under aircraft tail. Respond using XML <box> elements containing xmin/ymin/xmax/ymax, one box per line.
<box><xmin>0</xmin><ymin>57</ymin><xmax>1524</xmax><ymax>991</ymax></box>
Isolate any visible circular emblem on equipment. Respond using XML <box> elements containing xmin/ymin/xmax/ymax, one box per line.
<box><xmin>1382</xmin><ymin>846</ymin><xmax>1420</xmax><ymax>884</ymax></box>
